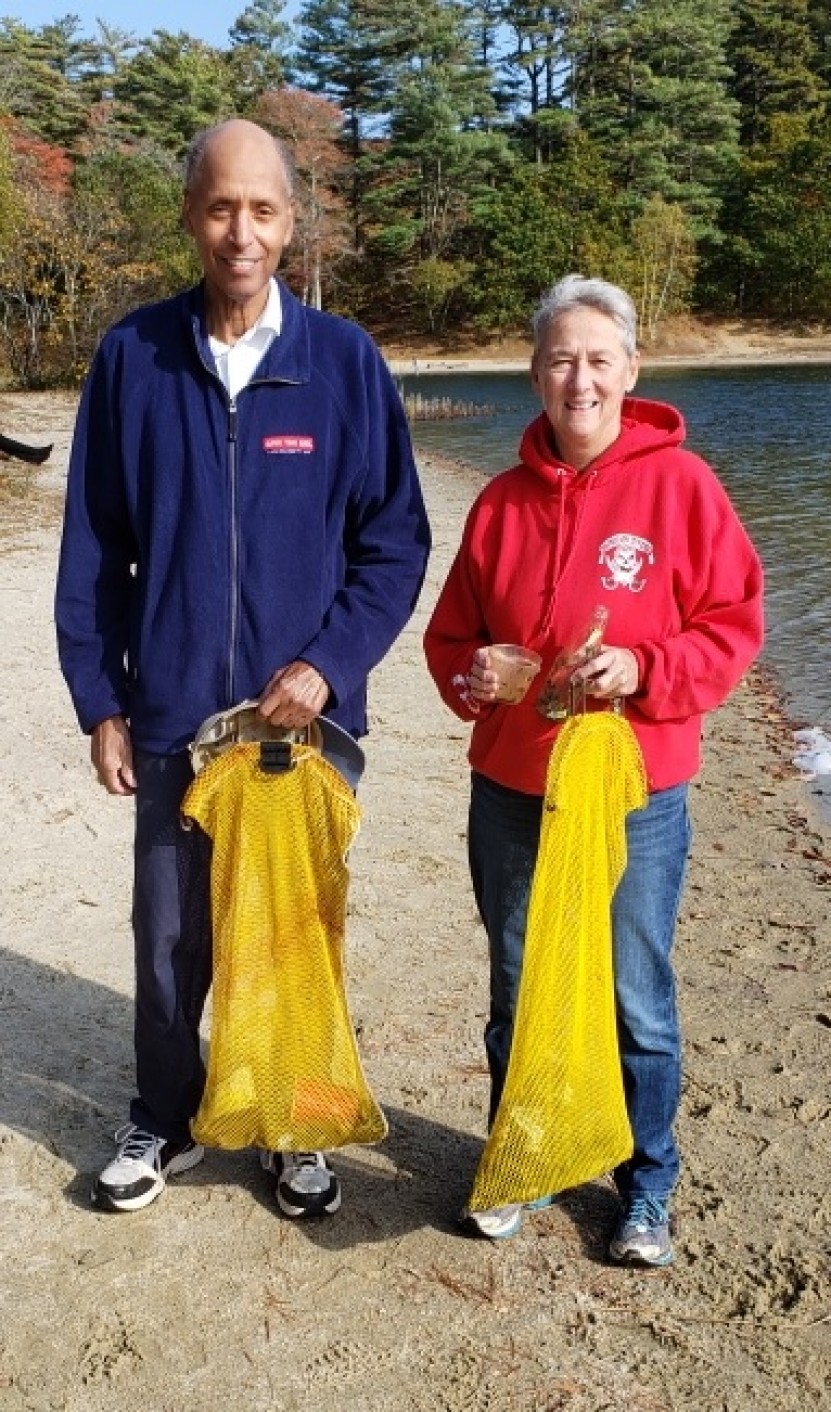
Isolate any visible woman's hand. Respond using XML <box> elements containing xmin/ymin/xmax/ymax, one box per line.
<box><xmin>571</xmin><ymin>646</ymin><xmax>639</xmax><ymax>700</ymax></box>
<box><xmin>468</xmin><ymin>645</ymin><xmax>541</xmax><ymax>706</ymax></box>
<box><xmin>468</xmin><ymin>646</ymin><xmax>500</xmax><ymax>704</ymax></box>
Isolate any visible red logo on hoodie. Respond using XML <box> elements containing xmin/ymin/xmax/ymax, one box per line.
<box><xmin>263</xmin><ymin>435</ymin><xmax>315</xmax><ymax>454</ymax></box>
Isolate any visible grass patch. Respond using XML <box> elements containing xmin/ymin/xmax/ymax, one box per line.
<box><xmin>0</xmin><ymin>460</ymin><xmax>63</xmax><ymax>543</ymax></box>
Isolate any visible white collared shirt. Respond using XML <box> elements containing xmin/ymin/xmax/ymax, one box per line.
<box><xmin>209</xmin><ymin>279</ymin><xmax>282</xmax><ymax>401</ymax></box>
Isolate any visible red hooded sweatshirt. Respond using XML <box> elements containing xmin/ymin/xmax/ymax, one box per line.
<box><xmin>423</xmin><ymin>397</ymin><xmax>764</xmax><ymax>795</ymax></box>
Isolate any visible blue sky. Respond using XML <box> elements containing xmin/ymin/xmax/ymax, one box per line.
<box><xmin>12</xmin><ymin>3</ymin><xmax>300</xmax><ymax>50</ymax></box>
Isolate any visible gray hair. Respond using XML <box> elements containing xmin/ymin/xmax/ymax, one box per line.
<box><xmin>183</xmin><ymin>122</ymin><xmax>296</xmax><ymax>197</ymax></box>
<box><xmin>532</xmin><ymin>274</ymin><xmax>638</xmax><ymax>358</ymax></box>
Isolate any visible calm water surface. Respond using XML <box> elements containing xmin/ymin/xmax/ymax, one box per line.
<box><xmin>400</xmin><ymin>364</ymin><xmax>831</xmax><ymax>733</ymax></box>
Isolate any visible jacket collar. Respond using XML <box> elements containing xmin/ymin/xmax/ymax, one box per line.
<box><xmin>185</xmin><ymin>277</ymin><xmax>311</xmax><ymax>385</ymax></box>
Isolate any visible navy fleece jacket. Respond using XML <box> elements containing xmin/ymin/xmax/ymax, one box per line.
<box><xmin>55</xmin><ymin>279</ymin><xmax>431</xmax><ymax>753</ymax></box>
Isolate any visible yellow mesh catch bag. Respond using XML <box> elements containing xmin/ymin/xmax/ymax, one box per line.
<box><xmin>181</xmin><ymin>742</ymin><xmax>387</xmax><ymax>1152</ymax></box>
<box><xmin>468</xmin><ymin>713</ymin><xmax>647</xmax><ymax>1211</ymax></box>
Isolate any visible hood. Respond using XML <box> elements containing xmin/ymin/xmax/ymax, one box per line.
<box><xmin>518</xmin><ymin>396</ymin><xmax>686</xmax><ymax>487</ymax></box>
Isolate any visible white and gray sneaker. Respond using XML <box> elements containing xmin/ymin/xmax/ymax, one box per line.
<box><xmin>92</xmin><ymin>1123</ymin><xmax>204</xmax><ymax>1212</ymax></box>
<box><xmin>260</xmin><ymin>1150</ymin><xmax>341</xmax><ymax>1218</ymax></box>
<box><xmin>460</xmin><ymin>1193</ymin><xmax>556</xmax><ymax>1241</ymax></box>
<box><xmin>461</xmin><ymin>1203</ymin><xmax>523</xmax><ymax>1240</ymax></box>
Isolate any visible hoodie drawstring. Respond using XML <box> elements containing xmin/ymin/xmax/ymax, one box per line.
<box><xmin>539</xmin><ymin>468</ymin><xmax>597</xmax><ymax>639</ymax></box>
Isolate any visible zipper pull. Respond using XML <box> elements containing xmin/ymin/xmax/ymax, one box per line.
<box><xmin>229</xmin><ymin>402</ymin><xmax>237</xmax><ymax>442</ymax></box>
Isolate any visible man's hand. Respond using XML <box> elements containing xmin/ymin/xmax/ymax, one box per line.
<box><xmin>257</xmin><ymin>662</ymin><xmax>330</xmax><ymax>729</ymax></box>
<box><xmin>91</xmin><ymin>715</ymin><xmax>137</xmax><ymax>795</ymax></box>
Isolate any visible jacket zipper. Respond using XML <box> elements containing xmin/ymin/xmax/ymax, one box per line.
<box><xmin>227</xmin><ymin>399</ymin><xmax>239</xmax><ymax>704</ymax></box>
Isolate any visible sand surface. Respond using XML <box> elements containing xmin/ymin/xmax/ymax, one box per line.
<box><xmin>1</xmin><ymin>390</ymin><xmax>829</xmax><ymax>1411</ymax></box>
<box><xmin>382</xmin><ymin>315</ymin><xmax>831</xmax><ymax>373</ymax></box>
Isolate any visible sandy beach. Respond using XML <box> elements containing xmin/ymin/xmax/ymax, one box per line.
<box><xmin>383</xmin><ymin>316</ymin><xmax>831</xmax><ymax>375</ymax></box>
<box><xmin>1</xmin><ymin>388</ymin><xmax>829</xmax><ymax>1411</ymax></box>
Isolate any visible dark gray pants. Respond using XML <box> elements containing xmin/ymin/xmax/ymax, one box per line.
<box><xmin>129</xmin><ymin>750</ymin><xmax>213</xmax><ymax>1144</ymax></box>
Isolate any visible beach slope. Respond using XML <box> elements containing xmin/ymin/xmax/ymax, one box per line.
<box><xmin>0</xmin><ymin>391</ymin><xmax>828</xmax><ymax>1411</ymax></box>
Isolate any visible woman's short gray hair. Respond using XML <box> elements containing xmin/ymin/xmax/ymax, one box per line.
<box><xmin>532</xmin><ymin>274</ymin><xmax>638</xmax><ymax>358</ymax></box>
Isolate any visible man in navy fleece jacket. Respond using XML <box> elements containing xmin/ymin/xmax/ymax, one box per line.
<box><xmin>55</xmin><ymin>118</ymin><xmax>430</xmax><ymax>1217</ymax></box>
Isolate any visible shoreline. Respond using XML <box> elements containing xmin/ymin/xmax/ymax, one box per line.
<box><xmin>386</xmin><ymin>349</ymin><xmax>831</xmax><ymax>375</ymax></box>
<box><xmin>383</xmin><ymin>315</ymin><xmax>831</xmax><ymax>374</ymax></box>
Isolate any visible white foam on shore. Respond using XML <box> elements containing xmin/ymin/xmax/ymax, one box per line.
<box><xmin>792</xmin><ymin>726</ymin><xmax>831</xmax><ymax>778</ymax></box>
<box><xmin>793</xmin><ymin>727</ymin><xmax>831</xmax><ymax>828</ymax></box>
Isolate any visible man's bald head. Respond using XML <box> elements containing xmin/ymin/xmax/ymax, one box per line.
<box><xmin>182</xmin><ymin>117</ymin><xmax>296</xmax><ymax>342</ymax></box>
<box><xmin>184</xmin><ymin>120</ymin><xmax>295</xmax><ymax>199</ymax></box>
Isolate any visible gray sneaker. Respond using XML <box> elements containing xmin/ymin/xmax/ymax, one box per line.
<box><xmin>260</xmin><ymin>1150</ymin><xmax>341</xmax><ymax>1218</ymax></box>
<box><xmin>609</xmin><ymin>1195</ymin><xmax>673</xmax><ymax>1267</ymax></box>
<box><xmin>92</xmin><ymin>1123</ymin><xmax>204</xmax><ymax>1212</ymax></box>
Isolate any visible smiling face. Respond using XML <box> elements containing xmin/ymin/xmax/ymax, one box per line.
<box><xmin>183</xmin><ymin>120</ymin><xmax>295</xmax><ymax>342</ymax></box>
<box><xmin>531</xmin><ymin>306</ymin><xmax>639</xmax><ymax>470</ymax></box>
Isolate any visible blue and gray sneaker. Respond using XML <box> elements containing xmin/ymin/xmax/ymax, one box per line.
<box><xmin>609</xmin><ymin>1194</ymin><xmax>673</xmax><ymax>1267</ymax></box>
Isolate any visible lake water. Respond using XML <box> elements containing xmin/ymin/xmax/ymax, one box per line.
<box><xmin>399</xmin><ymin>365</ymin><xmax>831</xmax><ymax>749</ymax></box>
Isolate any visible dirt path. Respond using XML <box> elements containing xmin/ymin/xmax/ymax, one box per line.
<box><xmin>1</xmin><ymin>393</ymin><xmax>829</xmax><ymax>1411</ymax></box>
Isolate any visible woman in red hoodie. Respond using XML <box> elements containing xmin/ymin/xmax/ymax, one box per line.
<box><xmin>423</xmin><ymin>274</ymin><xmax>764</xmax><ymax>1262</ymax></box>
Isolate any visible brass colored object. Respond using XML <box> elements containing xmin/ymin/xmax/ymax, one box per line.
<box><xmin>537</xmin><ymin>609</ymin><xmax>608</xmax><ymax>721</ymax></box>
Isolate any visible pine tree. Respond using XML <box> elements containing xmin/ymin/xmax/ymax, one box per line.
<box><xmin>503</xmin><ymin>0</ymin><xmax>569</xmax><ymax>159</ymax></box>
<box><xmin>729</xmin><ymin>0</ymin><xmax>828</xmax><ymax>146</ymax></box>
<box><xmin>0</xmin><ymin>19</ymin><xmax>88</xmax><ymax>148</ymax></box>
<box><xmin>358</xmin><ymin>0</ymin><xmax>506</xmax><ymax>328</ymax></box>
<box><xmin>294</xmin><ymin>0</ymin><xmax>407</xmax><ymax>156</ymax></box>
<box><xmin>565</xmin><ymin>0</ymin><xmax>739</xmax><ymax>233</ymax></box>
<box><xmin>111</xmin><ymin>32</ymin><xmax>237</xmax><ymax>156</ymax></box>
<box><xmin>228</xmin><ymin>0</ymin><xmax>292</xmax><ymax>100</ymax></box>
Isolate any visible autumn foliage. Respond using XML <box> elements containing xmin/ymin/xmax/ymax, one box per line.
<box><xmin>0</xmin><ymin>3</ymin><xmax>829</xmax><ymax>386</ymax></box>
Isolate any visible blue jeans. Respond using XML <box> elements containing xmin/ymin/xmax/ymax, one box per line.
<box><xmin>468</xmin><ymin>770</ymin><xmax>691</xmax><ymax>1201</ymax></box>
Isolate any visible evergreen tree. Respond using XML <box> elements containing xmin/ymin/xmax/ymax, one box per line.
<box><xmin>294</xmin><ymin>0</ymin><xmax>408</xmax><ymax>155</ymax></box>
<box><xmin>77</xmin><ymin>22</ymin><xmax>139</xmax><ymax>105</ymax></box>
<box><xmin>357</xmin><ymin>0</ymin><xmax>506</xmax><ymax>327</ymax></box>
<box><xmin>230</xmin><ymin>0</ymin><xmax>292</xmax><ymax>51</ymax></box>
<box><xmin>459</xmin><ymin>0</ymin><xmax>517</xmax><ymax>124</ymax></box>
<box><xmin>111</xmin><ymin>32</ymin><xmax>237</xmax><ymax>156</ymax></box>
<box><xmin>467</xmin><ymin>124</ymin><xmax>628</xmax><ymax>330</ymax></box>
<box><xmin>228</xmin><ymin>0</ymin><xmax>292</xmax><ymax>100</ymax></box>
<box><xmin>565</xmin><ymin>0</ymin><xmax>739</xmax><ymax>233</ymax></box>
<box><xmin>503</xmin><ymin>0</ymin><xmax>568</xmax><ymax>157</ymax></box>
<box><xmin>0</xmin><ymin>19</ymin><xmax>88</xmax><ymax>148</ymax></box>
<box><xmin>729</xmin><ymin>0</ymin><xmax>827</xmax><ymax>146</ymax></box>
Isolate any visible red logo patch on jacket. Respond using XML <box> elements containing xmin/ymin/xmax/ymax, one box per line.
<box><xmin>262</xmin><ymin>434</ymin><xmax>315</xmax><ymax>454</ymax></box>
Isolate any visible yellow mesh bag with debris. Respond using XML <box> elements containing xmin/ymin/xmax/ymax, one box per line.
<box><xmin>181</xmin><ymin>742</ymin><xmax>387</xmax><ymax>1152</ymax></box>
<box><xmin>468</xmin><ymin>713</ymin><xmax>646</xmax><ymax>1211</ymax></box>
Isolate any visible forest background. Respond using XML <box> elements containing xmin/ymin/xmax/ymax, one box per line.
<box><xmin>1</xmin><ymin>0</ymin><xmax>830</xmax><ymax>388</ymax></box>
